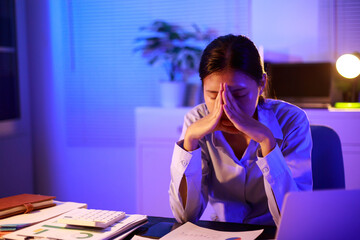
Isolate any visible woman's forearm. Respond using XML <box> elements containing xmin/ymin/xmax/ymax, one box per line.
<box><xmin>179</xmin><ymin>175</ymin><xmax>187</xmax><ymax>208</ymax></box>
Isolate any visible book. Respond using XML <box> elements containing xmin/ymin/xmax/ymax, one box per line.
<box><xmin>0</xmin><ymin>194</ymin><xmax>56</xmax><ymax>219</ymax></box>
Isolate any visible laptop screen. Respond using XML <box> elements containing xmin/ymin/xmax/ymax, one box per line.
<box><xmin>266</xmin><ymin>62</ymin><xmax>333</xmax><ymax>107</ymax></box>
<box><xmin>276</xmin><ymin>190</ymin><xmax>360</xmax><ymax>240</ymax></box>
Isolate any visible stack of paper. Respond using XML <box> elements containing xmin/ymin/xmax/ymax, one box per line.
<box><xmin>3</xmin><ymin>213</ymin><xmax>147</xmax><ymax>240</ymax></box>
<box><xmin>0</xmin><ymin>201</ymin><xmax>87</xmax><ymax>238</ymax></box>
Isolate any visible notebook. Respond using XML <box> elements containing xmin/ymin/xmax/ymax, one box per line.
<box><xmin>0</xmin><ymin>194</ymin><xmax>56</xmax><ymax>219</ymax></box>
<box><xmin>276</xmin><ymin>189</ymin><xmax>360</xmax><ymax>240</ymax></box>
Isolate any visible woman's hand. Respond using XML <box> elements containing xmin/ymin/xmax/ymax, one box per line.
<box><xmin>222</xmin><ymin>83</ymin><xmax>276</xmax><ymax>156</ymax></box>
<box><xmin>183</xmin><ymin>84</ymin><xmax>224</xmax><ymax>151</ymax></box>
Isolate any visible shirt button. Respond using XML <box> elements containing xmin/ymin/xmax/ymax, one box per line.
<box><xmin>262</xmin><ymin>167</ymin><xmax>269</xmax><ymax>173</ymax></box>
<box><xmin>181</xmin><ymin>160</ymin><xmax>188</xmax><ymax>167</ymax></box>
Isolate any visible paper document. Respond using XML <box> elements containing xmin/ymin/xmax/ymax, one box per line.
<box><xmin>3</xmin><ymin>214</ymin><xmax>147</xmax><ymax>240</ymax></box>
<box><xmin>159</xmin><ymin>222</ymin><xmax>263</xmax><ymax>240</ymax></box>
<box><xmin>0</xmin><ymin>201</ymin><xmax>87</xmax><ymax>227</ymax></box>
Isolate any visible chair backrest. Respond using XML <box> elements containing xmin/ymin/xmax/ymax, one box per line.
<box><xmin>310</xmin><ymin>125</ymin><xmax>345</xmax><ymax>190</ymax></box>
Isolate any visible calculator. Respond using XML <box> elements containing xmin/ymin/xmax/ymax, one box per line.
<box><xmin>58</xmin><ymin>208</ymin><xmax>126</xmax><ymax>228</ymax></box>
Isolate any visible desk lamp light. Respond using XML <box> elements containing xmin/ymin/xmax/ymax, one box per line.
<box><xmin>335</xmin><ymin>53</ymin><xmax>360</xmax><ymax>108</ymax></box>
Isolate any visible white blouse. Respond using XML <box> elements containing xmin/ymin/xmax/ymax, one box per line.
<box><xmin>169</xmin><ymin>99</ymin><xmax>313</xmax><ymax>226</ymax></box>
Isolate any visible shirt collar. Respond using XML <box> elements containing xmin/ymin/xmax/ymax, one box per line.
<box><xmin>257</xmin><ymin>101</ymin><xmax>284</xmax><ymax>140</ymax></box>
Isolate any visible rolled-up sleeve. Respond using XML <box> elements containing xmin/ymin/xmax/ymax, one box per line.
<box><xmin>169</xmin><ymin>140</ymin><xmax>209</xmax><ymax>223</ymax></box>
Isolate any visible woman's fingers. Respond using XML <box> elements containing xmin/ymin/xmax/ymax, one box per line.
<box><xmin>223</xmin><ymin>84</ymin><xmax>236</xmax><ymax>118</ymax></box>
<box><xmin>213</xmin><ymin>83</ymin><xmax>223</xmax><ymax>118</ymax></box>
<box><xmin>214</xmin><ymin>84</ymin><xmax>220</xmax><ymax>111</ymax></box>
<box><xmin>222</xmin><ymin>83</ymin><xmax>248</xmax><ymax>133</ymax></box>
<box><xmin>223</xmin><ymin>83</ymin><xmax>234</xmax><ymax>111</ymax></box>
<box><xmin>223</xmin><ymin>104</ymin><xmax>233</xmax><ymax>123</ymax></box>
<box><xmin>222</xmin><ymin>83</ymin><xmax>227</xmax><ymax>106</ymax></box>
<box><xmin>224</xmin><ymin>84</ymin><xmax>238</xmax><ymax>111</ymax></box>
<box><xmin>185</xmin><ymin>84</ymin><xmax>227</xmax><ymax>143</ymax></box>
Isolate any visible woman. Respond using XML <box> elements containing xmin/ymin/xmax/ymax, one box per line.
<box><xmin>169</xmin><ymin>34</ymin><xmax>312</xmax><ymax>226</ymax></box>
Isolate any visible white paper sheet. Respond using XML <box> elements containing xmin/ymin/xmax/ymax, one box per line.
<box><xmin>159</xmin><ymin>222</ymin><xmax>263</xmax><ymax>240</ymax></box>
<box><xmin>0</xmin><ymin>201</ymin><xmax>87</xmax><ymax>226</ymax></box>
<box><xmin>3</xmin><ymin>214</ymin><xmax>147</xmax><ymax>240</ymax></box>
<box><xmin>131</xmin><ymin>236</ymin><xmax>153</xmax><ymax>240</ymax></box>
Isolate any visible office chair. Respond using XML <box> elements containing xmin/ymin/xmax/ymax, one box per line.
<box><xmin>310</xmin><ymin>125</ymin><xmax>345</xmax><ymax>190</ymax></box>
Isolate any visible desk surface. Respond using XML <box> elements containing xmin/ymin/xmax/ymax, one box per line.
<box><xmin>125</xmin><ymin>216</ymin><xmax>277</xmax><ymax>239</ymax></box>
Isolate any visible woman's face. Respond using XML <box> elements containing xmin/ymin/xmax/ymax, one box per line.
<box><xmin>203</xmin><ymin>69</ymin><xmax>264</xmax><ymax>119</ymax></box>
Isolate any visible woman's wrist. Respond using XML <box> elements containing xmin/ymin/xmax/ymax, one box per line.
<box><xmin>259</xmin><ymin>130</ymin><xmax>276</xmax><ymax>156</ymax></box>
<box><xmin>184</xmin><ymin>128</ymin><xmax>200</xmax><ymax>151</ymax></box>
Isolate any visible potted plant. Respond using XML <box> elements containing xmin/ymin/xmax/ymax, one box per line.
<box><xmin>135</xmin><ymin>20</ymin><xmax>216</xmax><ymax>107</ymax></box>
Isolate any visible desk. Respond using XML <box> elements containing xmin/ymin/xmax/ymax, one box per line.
<box><xmin>124</xmin><ymin>216</ymin><xmax>277</xmax><ymax>239</ymax></box>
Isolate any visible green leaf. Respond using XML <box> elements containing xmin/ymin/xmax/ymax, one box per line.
<box><xmin>134</xmin><ymin>20</ymin><xmax>217</xmax><ymax>81</ymax></box>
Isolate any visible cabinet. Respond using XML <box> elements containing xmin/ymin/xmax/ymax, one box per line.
<box><xmin>135</xmin><ymin>108</ymin><xmax>190</xmax><ymax>218</ymax></box>
<box><xmin>136</xmin><ymin>107</ymin><xmax>360</xmax><ymax>218</ymax></box>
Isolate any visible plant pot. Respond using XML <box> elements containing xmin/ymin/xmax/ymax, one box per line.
<box><xmin>160</xmin><ymin>82</ymin><xmax>186</xmax><ymax>107</ymax></box>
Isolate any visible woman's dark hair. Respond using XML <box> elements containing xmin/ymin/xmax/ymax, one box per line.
<box><xmin>199</xmin><ymin>34</ymin><xmax>265</xmax><ymax>87</ymax></box>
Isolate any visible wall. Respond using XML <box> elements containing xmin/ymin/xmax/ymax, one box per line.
<box><xmin>25</xmin><ymin>0</ymin><xmax>137</xmax><ymax>212</ymax></box>
<box><xmin>251</xmin><ymin>0</ymin><xmax>334</xmax><ymax>62</ymax></box>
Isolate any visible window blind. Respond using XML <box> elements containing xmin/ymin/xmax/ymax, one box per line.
<box><xmin>335</xmin><ymin>0</ymin><xmax>360</xmax><ymax>56</ymax></box>
<box><xmin>60</xmin><ymin>0</ymin><xmax>250</xmax><ymax>147</ymax></box>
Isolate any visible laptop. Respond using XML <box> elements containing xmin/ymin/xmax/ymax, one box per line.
<box><xmin>266</xmin><ymin>62</ymin><xmax>333</xmax><ymax>108</ymax></box>
<box><xmin>276</xmin><ymin>189</ymin><xmax>360</xmax><ymax>240</ymax></box>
